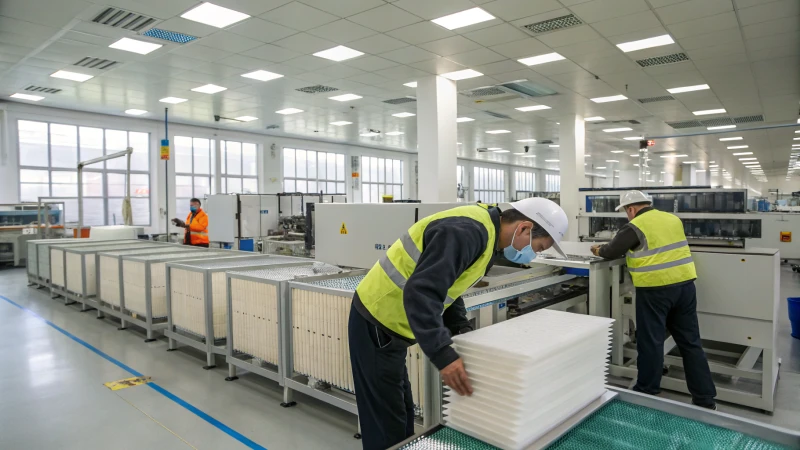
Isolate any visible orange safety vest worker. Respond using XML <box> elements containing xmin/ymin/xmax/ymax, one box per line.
<box><xmin>184</xmin><ymin>208</ymin><xmax>209</xmax><ymax>245</ymax></box>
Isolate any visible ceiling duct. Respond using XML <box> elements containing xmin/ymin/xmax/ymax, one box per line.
<box><xmin>638</xmin><ymin>95</ymin><xmax>675</xmax><ymax>104</ymax></box>
<box><xmin>484</xmin><ymin>111</ymin><xmax>513</xmax><ymax>120</ymax></box>
<box><xmin>25</xmin><ymin>85</ymin><xmax>61</xmax><ymax>94</ymax></box>
<box><xmin>733</xmin><ymin>114</ymin><xmax>764</xmax><ymax>124</ymax></box>
<box><xmin>522</xmin><ymin>14</ymin><xmax>583</xmax><ymax>34</ymax></box>
<box><xmin>383</xmin><ymin>97</ymin><xmax>416</xmax><ymax>105</ymax></box>
<box><xmin>700</xmin><ymin>117</ymin><xmax>734</xmax><ymax>127</ymax></box>
<box><xmin>460</xmin><ymin>80</ymin><xmax>558</xmax><ymax>102</ymax></box>
<box><xmin>540</xmin><ymin>140</ymin><xmax>554</xmax><ymax>144</ymax></box>
<box><xmin>296</xmin><ymin>85</ymin><xmax>339</xmax><ymax>94</ymax></box>
<box><xmin>74</xmin><ymin>57</ymin><xmax>118</xmax><ymax>70</ymax></box>
<box><xmin>92</xmin><ymin>7</ymin><xmax>155</xmax><ymax>31</ymax></box>
<box><xmin>666</xmin><ymin>120</ymin><xmax>703</xmax><ymax>129</ymax></box>
<box><xmin>635</xmin><ymin>53</ymin><xmax>689</xmax><ymax>68</ymax></box>
<box><xmin>143</xmin><ymin>28</ymin><xmax>197</xmax><ymax>44</ymax></box>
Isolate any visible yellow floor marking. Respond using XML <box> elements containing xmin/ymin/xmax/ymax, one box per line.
<box><xmin>114</xmin><ymin>392</ymin><xmax>198</xmax><ymax>449</ymax></box>
<box><xmin>104</xmin><ymin>375</ymin><xmax>152</xmax><ymax>391</ymax></box>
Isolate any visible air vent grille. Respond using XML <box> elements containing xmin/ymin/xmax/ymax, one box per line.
<box><xmin>638</xmin><ymin>95</ymin><xmax>675</xmax><ymax>104</ymax></box>
<box><xmin>522</xmin><ymin>14</ymin><xmax>583</xmax><ymax>34</ymax></box>
<box><xmin>383</xmin><ymin>97</ymin><xmax>416</xmax><ymax>105</ymax></box>
<box><xmin>74</xmin><ymin>57</ymin><xmax>118</xmax><ymax>70</ymax></box>
<box><xmin>636</xmin><ymin>52</ymin><xmax>689</xmax><ymax>68</ymax></box>
<box><xmin>540</xmin><ymin>140</ymin><xmax>554</xmax><ymax>144</ymax></box>
<box><xmin>143</xmin><ymin>28</ymin><xmax>197</xmax><ymax>44</ymax></box>
<box><xmin>296</xmin><ymin>85</ymin><xmax>339</xmax><ymax>94</ymax></box>
<box><xmin>484</xmin><ymin>111</ymin><xmax>512</xmax><ymax>120</ymax></box>
<box><xmin>25</xmin><ymin>85</ymin><xmax>61</xmax><ymax>94</ymax></box>
<box><xmin>92</xmin><ymin>7</ymin><xmax>155</xmax><ymax>31</ymax></box>
<box><xmin>734</xmin><ymin>114</ymin><xmax>764</xmax><ymax>124</ymax></box>
<box><xmin>700</xmin><ymin>117</ymin><xmax>734</xmax><ymax>127</ymax></box>
<box><xmin>461</xmin><ymin>87</ymin><xmax>506</xmax><ymax>97</ymax></box>
<box><xmin>666</xmin><ymin>120</ymin><xmax>702</xmax><ymax>129</ymax></box>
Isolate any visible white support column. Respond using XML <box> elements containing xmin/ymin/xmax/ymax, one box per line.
<box><xmin>682</xmin><ymin>164</ymin><xmax>697</xmax><ymax>186</ymax></box>
<box><xmin>416</xmin><ymin>76</ymin><xmax>457</xmax><ymax>202</ymax></box>
<box><xmin>559</xmin><ymin>115</ymin><xmax>585</xmax><ymax>241</ymax></box>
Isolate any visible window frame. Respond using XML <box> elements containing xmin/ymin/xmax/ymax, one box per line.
<box><xmin>545</xmin><ymin>173</ymin><xmax>561</xmax><ymax>192</ymax></box>
<box><xmin>473</xmin><ymin>166</ymin><xmax>505</xmax><ymax>204</ymax></box>
<box><xmin>283</xmin><ymin>147</ymin><xmax>346</xmax><ymax>194</ymax></box>
<box><xmin>361</xmin><ymin>155</ymin><xmax>404</xmax><ymax>203</ymax></box>
<box><xmin>220</xmin><ymin>139</ymin><xmax>258</xmax><ymax>194</ymax></box>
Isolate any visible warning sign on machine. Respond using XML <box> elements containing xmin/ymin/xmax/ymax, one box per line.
<box><xmin>340</xmin><ymin>223</ymin><xmax>348</xmax><ymax>235</ymax></box>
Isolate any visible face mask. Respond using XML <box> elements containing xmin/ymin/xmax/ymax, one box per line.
<box><xmin>503</xmin><ymin>223</ymin><xmax>537</xmax><ymax>264</ymax></box>
<box><xmin>190</xmin><ymin>206</ymin><xmax>198</xmax><ymax>212</ymax></box>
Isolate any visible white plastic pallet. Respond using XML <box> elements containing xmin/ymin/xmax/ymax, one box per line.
<box><xmin>444</xmin><ymin>309</ymin><xmax>613</xmax><ymax>450</ymax></box>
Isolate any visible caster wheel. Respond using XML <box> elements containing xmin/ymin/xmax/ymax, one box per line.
<box><xmin>354</xmin><ymin>434</ymin><xmax>362</xmax><ymax>440</ymax></box>
<box><xmin>117</xmin><ymin>327</ymin><xmax>128</xmax><ymax>331</ymax></box>
<box><xmin>166</xmin><ymin>349</ymin><xmax>177</xmax><ymax>352</ymax></box>
<box><xmin>144</xmin><ymin>338</ymin><xmax>156</xmax><ymax>343</ymax></box>
<box><xmin>225</xmin><ymin>376</ymin><xmax>239</xmax><ymax>381</ymax></box>
<box><xmin>280</xmin><ymin>401</ymin><xmax>297</xmax><ymax>408</ymax></box>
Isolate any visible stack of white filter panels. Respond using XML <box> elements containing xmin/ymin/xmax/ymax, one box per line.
<box><xmin>406</xmin><ymin>344</ymin><xmax>426</xmax><ymax>416</ymax></box>
<box><xmin>445</xmin><ymin>309</ymin><xmax>613</xmax><ymax>450</ymax></box>
<box><xmin>48</xmin><ymin>240</ymin><xmax>137</xmax><ymax>290</ymax></box>
<box><xmin>170</xmin><ymin>257</ymin><xmax>304</xmax><ymax>341</ymax></box>
<box><xmin>228</xmin><ymin>263</ymin><xmax>344</xmax><ymax>366</ymax></box>
<box><xmin>65</xmin><ymin>243</ymin><xmax>158</xmax><ymax>296</ymax></box>
<box><xmin>122</xmin><ymin>251</ymin><xmax>233</xmax><ymax>319</ymax></box>
<box><xmin>97</xmin><ymin>246</ymin><xmax>197</xmax><ymax>307</ymax></box>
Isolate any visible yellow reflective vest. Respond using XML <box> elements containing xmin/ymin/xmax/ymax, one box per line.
<box><xmin>626</xmin><ymin>209</ymin><xmax>697</xmax><ymax>287</ymax></box>
<box><xmin>355</xmin><ymin>204</ymin><xmax>496</xmax><ymax>339</ymax></box>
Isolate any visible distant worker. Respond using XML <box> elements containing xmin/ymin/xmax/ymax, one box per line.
<box><xmin>172</xmin><ymin>198</ymin><xmax>209</xmax><ymax>248</ymax></box>
<box><xmin>349</xmin><ymin>198</ymin><xmax>568</xmax><ymax>450</ymax></box>
<box><xmin>591</xmin><ymin>190</ymin><xmax>716</xmax><ymax>409</ymax></box>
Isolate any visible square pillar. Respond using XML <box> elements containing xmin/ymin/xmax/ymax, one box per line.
<box><xmin>417</xmin><ymin>76</ymin><xmax>457</xmax><ymax>202</ymax></box>
<box><xmin>559</xmin><ymin>115</ymin><xmax>585</xmax><ymax>241</ymax></box>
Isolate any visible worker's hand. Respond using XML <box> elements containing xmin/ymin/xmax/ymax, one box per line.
<box><xmin>590</xmin><ymin>245</ymin><xmax>601</xmax><ymax>256</ymax></box>
<box><xmin>441</xmin><ymin>358</ymin><xmax>473</xmax><ymax>396</ymax></box>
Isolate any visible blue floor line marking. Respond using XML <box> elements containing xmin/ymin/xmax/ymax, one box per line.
<box><xmin>0</xmin><ymin>294</ymin><xmax>267</xmax><ymax>450</ymax></box>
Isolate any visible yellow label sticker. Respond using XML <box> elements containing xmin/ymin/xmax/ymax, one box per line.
<box><xmin>340</xmin><ymin>223</ymin><xmax>348</xmax><ymax>235</ymax></box>
<box><xmin>104</xmin><ymin>376</ymin><xmax>152</xmax><ymax>391</ymax></box>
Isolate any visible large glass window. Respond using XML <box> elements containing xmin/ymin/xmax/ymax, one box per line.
<box><xmin>515</xmin><ymin>171</ymin><xmax>536</xmax><ymax>197</ymax></box>
<box><xmin>221</xmin><ymin>140</ymin><xmax>257</xmax><ymax>194</ymax></box>
<box><xmin>175</xmin><ymin>136</ymin><xmax>213</xmax><ymax>218</ymax></box>
<box><xmin>457</xmin><ymin>164</ymin><xmax>468</xmax><ymax>201</ymax></box>
<box><xmin>473</xmin><ymin>166</ymin><xmax>505</xmax><ymax>204</ymax></box>
<box><xmin>362</xmin><ymin>156</ymin><xmax>403</xmax><ymax>203</ymax></box>
<box><xmin>17</xmin><ymin>120</ymin><xmax>151</xmax><ymax>226</ymax></box>
<box><xmin>283</xmin><ymin>148</ymin><xmax>346</xmax><ymax>194</ymax></box>
<box><xmin>546</xmin><ymin>173</ymin><xmax>561</xmax><ymax>192</ymax></box>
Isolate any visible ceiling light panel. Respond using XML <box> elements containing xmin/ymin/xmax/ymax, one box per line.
<box><xmin>732</xmin><ymin>152</ymin><xmax>753</xmax><ymax>156</ymax></box>
<box><xmin>329</xmin><ymin>94</ymin><xmax>362</xmax><ymax>102</ymax></box>
<box><xmin>159</xmin><ymin>97</ymin><xmax>187</xmax><ymax>104</ymax></box>
<box><xmin>603</xmin><ymin>127</ymin><xmax>632</xmax><ymax>132</ymax></box>
<box><xmin>693</xmin><ymin>108</ymin><xmax>726</xmax><ymax>116</ymax></box>
<box><xmin>494</xmin><ymin>150</ymin><xmax>510</xmax><ymax>153</ymax></box>
<box><xmin>549</xmin><ymin>145</ymin><xmax>560</xmax><ymax>148</ymax></box>
<box><xmin>235</xmin><ymin>116</ymin><xmax>258</xmax><ymax>122</ymax></box>
<box><xmin>617</xmin><ymin>34</ymin><xmax>675</xmax><ymax>52</ymax></box>
<box><xmin>313</xmin><ymin>45</ymin><xmax>364</xmax><ymax>62</ymax></box>
<box><xmin>441</xmin><ymin>69</ymin><xmax>483</xmax><ymax>81</ymax></box>
<box><xmin>385</xmin><ymin>131</ymin><xmax>404</xmax><ymax>136</ymax></box>
<box><xmin>125</xmin><ymin>109</ymin><xmax>147</xmax><ymax>115</ymax></box>
<box><xmin>404</xmin><ymin>81</ymin><xmax>418</xmax><ymax>88</ymax></box>
<box><xmin>591</xmin><ymin>95</ymin><xmax>627</xmax><ymax>103</ymax></box>
<box><xmin>727</xmin><ymin>145</ymin><xmax>749</xmax><ymax>149</ymax></box>
<box><xmin>517</xmin><ymin>139</ymin><xmax>536</xmax><ymax>142</ymax></box>
<box><xmin>50</xmin><ymin>70</ymin><xmax>93</xmax><ymax>82</ymax></box>
<box><xmin>623</xmin><ymin>136</ymin><xmax>644</xmax><ymax>140</ymax></box>
<box><xmin>667</xmin><ymin>84</ymin><xmax>709</xmax><ymax>94</ymax></box>
<box><xmin>330</xmin><ymin>121</ymin><xmax>352</xmax><ymax>126</ymax></box>
<box><xmin>431</xmin><ymin>7</ymin><xmax>494</xmax><ymax>30</ymax></box>
<box><xmin>191</xmin><ymin>84</ymin><xmax>227</xmax><ymax>94</ymax></box>
<box><xmin>456</xmin><ymin>117</ymin><xmax>474</xmax><ymax>123</ymax></box>
<box><xmin>11</xmin><ymin>93</ymin><xmax>44</xmax><ymax>101</ymax></box>
<box><xmin>276</xmin><ymin>108</ymin><xmax>303</xmax><ymax>115</ymax></box>
<box><xmin>393</xmin><ymin>112</ymin><xmax>416</xmax><ymax>118</ymax></box>
<box><xmin>739</xmin><ymin>158</ymin><xmax>757</xmax><ymax>161</ymax></box>
<box><xmin>518</xmin><ymin>52</ymin><xmax>565</xmax><ymax>66</ymax></box>
<box><xmin>545</xmin><ymin>159</ymin><xmax>559</xmax><ymax>162</ymax></box>
<box><xmin>486</xmin><ymin>130</ymin><xmax>510</xmax><ymax>134</ymax></box>
<box><xmin>181</xmin><ymin>2</ymin><xmax>250</xmax><ymax>28</ymax></box>
<box><xmin>585</xmin><ymin>116</ymin><xmax>604</xmax><ymax>121</ymax></box>
<box><xmin>242</xmin><ymin>70</ymin><xmax>283</xmax><ymax>81</ymax></box>
<box><xmin>610</xmin><ymin>150</ymin><xmax>624</xmax><ymax>153</ymax></box>
<box><xmin>708</xmin><ymin>125</ymin><xmax>735</xmax><ymax>130</ymax></box>
<box><xmin>109</xmin><ymin>37</ymin><xmax>162</xmax><ymax>55</ymax></box>
<box><xmin>719</xmin><ymin>137</ymin><xmax>742</xmax><ymax>141</ymax></box>
<box><xmin>516</xmin><ymin>105</ymin><xmax>551</xmax><ymax>112</ymax></box>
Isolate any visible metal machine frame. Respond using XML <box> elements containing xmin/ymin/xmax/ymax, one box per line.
<box><xmin>26</xmin><ymin>238</ymin><xmax>73</xmax><ymax>287</ymax></box>
<box><xmin>48</xmin><ymin>240</ymin><xmax>142</xmax><ymax>300</ymax></box>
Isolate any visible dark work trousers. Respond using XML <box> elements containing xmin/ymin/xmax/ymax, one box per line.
<box><xmin>634</xmin><ymin>281</ymin><xmax>717</xmax><ymax>407</ymax></box>
<box><xmin>348</xmin><ymin>303</ymin><xmax>414</xmax><ymax>450</ymax></box>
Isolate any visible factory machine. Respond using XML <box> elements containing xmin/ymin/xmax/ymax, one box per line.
<box><xmin>0</xmin><ymin>203</ymin><xmax>64</xmax><ymax>267</ymax></box>
<box><xmin>206</xmin><ymin>193</ymin><xmax>345</xmax><ymax>256</ymax></box>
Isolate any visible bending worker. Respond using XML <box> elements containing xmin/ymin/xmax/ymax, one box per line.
<box><xmin>349</xmin><ymin>198</ymin><xmax>568</xmax><ymax>449</ymax></box>
<box><xmin>591</xmin><ymin>190</ymin><xmax>717</xmax><ymax>409</ymax></box>
<box><xmin>171</xmin><ymin>198</ymin><xmax>209</xmax><ymax>248</ymax></box>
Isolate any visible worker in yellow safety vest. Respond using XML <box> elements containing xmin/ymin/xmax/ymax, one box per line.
<box><xmin>172</xmin><ymin>198</ymin><xmax>209</xmax><ymax>247</ymax></box>
<box><xmin>591</xmin><ymin>190</ymin><xmax>716</xmax><ymax>410</ymax></box>
<box><xmin>349</xmin><ymin>198</ymin><xmax>569</xmax><ymax>450</ymax></box>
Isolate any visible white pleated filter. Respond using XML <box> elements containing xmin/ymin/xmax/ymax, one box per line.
<box><xmin>27</xmin><ymin>242</ymin><xmax>37</xmax><ymax>276</ymax></box>
<box><xmin>99</xmin><ymin>247</ymin><xmax>194</xmax><ymax>306</ymax></box>
<box><xmin>50</xmin><ymin>248</ymin><xmax>66</xmax><ymax>288</ymax></box>
<box><xmin>122</xmin><ymin>251</ymin><xmax>232</xmax><ymax>319</ymax></box>
<box><xmin>228</xmin><ymin>264</ymin><xmax>345</xmax><ymax>366</ymax></box>
<box><xmin>444</xmin><ymin>309</ymin><xmax>614</xmax><ymax>450</ymax></box>
<box><xmin>64</xmin><ymin>243</ymin><xmax>155</xmax><ymax>296</ymax></box>
<box><xmin>65</xmin><ymin>252</ymin><xmax>82</xmax><ymax>293</ymax></box>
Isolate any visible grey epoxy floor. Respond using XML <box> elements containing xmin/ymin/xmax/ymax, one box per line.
<box><xmin>1</xmin><ymin>267</ymin><xmax>799</xmax><ymax>450</ymax></box>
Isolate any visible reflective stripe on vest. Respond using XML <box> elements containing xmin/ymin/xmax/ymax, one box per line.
<box><xmin>356</xmin><ymin>204</ymin><xmax>496</xmax><ymax>339</ymax></box>
<box><xmin>190</xmin><ymin>231</ymin><xmax>208</xmax><ymax>236</ymax></box>
<box><xmin>625</xmin><ymin>209</ymin><xmax>697</xmax><ymax>287</ymax></box>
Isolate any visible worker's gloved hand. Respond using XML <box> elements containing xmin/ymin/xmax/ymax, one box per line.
<box><xmin>590</xmin><ymin>245</ymin><xmax>601</xmax><ymax>256</ymax></box>
<box><xmin>441</xmin><ymin>358</ymin><xmax>473</xmax><ymax>396</ymax></box>
<box><xmin>172</xmin><ymin>218</ymin><xmax>185</xmax><ymax>228</ymax></box>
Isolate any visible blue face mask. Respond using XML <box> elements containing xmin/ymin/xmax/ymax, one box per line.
<box><xmin>190</xmin><ymin>205</ymin><xmax>198</xmax><ymax>212</ymax></box>
<box><xmin>503</xmin><ymin>223</ymin><xmax>537</xmax><ymax>264</ymax></box>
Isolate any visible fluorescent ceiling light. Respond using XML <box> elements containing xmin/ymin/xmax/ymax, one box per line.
<box><xmin>585</xmin><ymin>116</ymin><xmax>605</xmax><ymax>121</ymax></box>
<box><xmin>606</xmin><ymin>160</ymin><xmax>619</xmax><ymax>163</ymax></box>
<box><xmin>518</xmin><ymin>52</ymin><xmax>565</xmax><ymax>66</ymax></box>
<box><xmin>660</xmin><ymin>154</ymin><xmax>688</xmax><ymax>158</ymax></box>
<box><xmin>330</xmin><ymin>121</ymin><xmax>352</xmax><ymax>126</ymax></box>
<box><xmin>276</xmin><ymin>108</ymin><xmax>303</xmax><ymax>115</ymax></box>
<box><xmin>393</xmin><ymin>112</ymin><xmax>416</xmax><ymax>118</ymax></box>
<box><xmin>516</xmin><ymin>105</ymin><xmax>551</xmax><ymax>112</ymax></box>
<box><xmin>159</xmin><ymin>97</ymin><xmax>187</xmax><ymax>104</ymax></box>
<box><xmin>517</xmin><ymin>139</ymin><xmax>536</xmax><ymax>142</ymax></box>
<box><xmin>549</xmin><ymin>145</ymin><xmax>560</xmax><ymax>148</ymax></box>
<box><xmin>603</xmin><ymin>127</ymin><xmax>632</xmax><ymax>132</ymax></box>
<box><xmin>793</xmin><ymin>137</ymin><xmax>800</xmax><ymax>140</ymax></box>
<box><xmin>456</xmin><ymin>117</ymin><xmax>474</xmax><ymax>122</ymax></box>
<box><xmin>360</xmin><ymin>132</ymin><xmax>379</xmax><ymax>137</ymax></box>
<box><xmin>591</xmin><ymin>95</ymin><xmax>627</xmax><ymax>103</ymax></box>
<box><xmin>727</xmin><ymin>145</ymin><xmax>749</xmax><ymax>149</ymax></box>
<box><xmin>667</xmin><ymin>84</ymin><xmax>710</xmax><ymax>94</ymax></box>
<box><xmin>693</xmin><ymin>108</ymin><xmax>726</xmax><ymax>116</ymax></box>
<box><xmin>708</xmin><ymin>125</ymin><xmax>735</xmax><ymax>130</ymax></box>
<box><xmin>616</xmin><ymin>34</ymin><xmax>675</xmax><ymax>52</ymax></box>
<box><xmin>441</xmin><ymin>69</ymin><xmax>483</xmax><ymax>81</ymax></box>
<box><xmin>181</xmin><ymin>2</ymin><xmax>250</xmax><ymax>28</ymax></box>
<box><xmin>630</xmin><ymin>154</ymin><xmax>639</xmax><ymax>156</ymax></box>
<box><xmin>796</xmin><ymin>130</ymin><xmax>800</xmax><ymax>133</ymax></box>
<box><xmin>404</xmin><ymin>81</ymin><xmax>417</xmax><ymax>88</ymax></box>
<box><xmin>545</xmin><ymin>159</ymin><xmax>559</xmax><ymax>162</ymax></box>
<box><xmin>235</xmin><ymin>116</ymin><xmax>258</xmax><ymax>122</ymax></box>
<box><xmin>431</xmin><ymin>7</ymin><xmax>494</xmax><ymax>30</ymax></box>
<box><xmin>329</xmin><ymin>93</ymin><xmax>362</xmax><ymax>102</ymax></box>
<box><xmin>487</xmin><ymin>148</ymin><xmax>502</xmax><ymax>151</ymax></box>
<box><xmin>732</xmin><ymin>152</ymin><xmax>753</xmax><ymax>156</ymax></box>
<box><xmin>696</xmin><ymin>169</ymin><xmax>707</xmax><ymax>173</ymax></box>
<box><xmin>385</xmin><ymin>131</ymin><xmax>404</xmax><ymax>136</ymax></box>
<box><xmin>50</xmin><ymin>70</ymin><xmax>93</xmax><ymax>82</ymax></box>
<box><xmin>597</xmin><ymin>166</ymin><xmax>607</xmax><ymax>169</ymax></box>
<box><xmin>313</xmin><ymin>45</ymin><xmax>364</xmax><ymax>62</ymax></box>
<box><xmin>486</xmin><ymin>130</ymin><xmax>510</xmax><ymax>134</ymax></box>
<box><xmin>494</xmin><ymin>150</ymin><xmax>510</xmax><ymax>153</ymax></box>
<box><xmin>522</xmin><ymin>155</ymin><xmax>536</xmax><ymax>158</ymax></box>
<box><xmin>124</xmin><ymin>109</ymin><xmax>147</xmax><ymax>115</ymax></box>
<box><xmin>623</xmin><ymin>136</ymin><xmax>644</xmax><ymax>140</ymax></box>
<box><xmin>109</xmin><ymin>37</ymin><xmax>162</xmax><ymax>55</ymax></box>
<box><xmin>192</xmin><ymin>84</ymin><xmax>227</xmax><ymax>94</ymax></box>
<box><xmin>719</xmin><ymin>137</ymin><xmax>742</xmax><ymax>141</ymax></box>
<box><xmin>682</xmin><ymin>161</ymin><xmax>697</xmax><ymax>164</ymax></box>
<box><xmin>739</xmin><ymin>158</ymin><xmax>757</xmax><ymax>161</ymax></box>
<box><xmin>610</xmin><ymin>150</ymin><xmax>624</xmax><ymax>153</ymax></box>
<box><xmin>10</xmin><ymin>93</ymin><xmax>44</xmax><ymax>101</ymax></box>
<box><xmin>513</xmin><ymin>152</ymin><xmax>526</xmax><ymax>155</ymax></box>
<box><xmin>242</xmin><ymin>70</ymin><xmax>283</xmax><ymax>81</ymax></box>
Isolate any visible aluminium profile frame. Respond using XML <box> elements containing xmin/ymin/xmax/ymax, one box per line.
<box><xmin>26</xmin><ymin>238</ymin><xmax>74</xmax><ymax>287</ymax></box>
<box><xmin>48</xmin><ymin>239</ymin><xmax>141</xmax><ymax>301</ymax></box>
<box><xmin>164</xmin><ymin>256</ymin><xmax>310</xmax><ymax>369</ymax></box>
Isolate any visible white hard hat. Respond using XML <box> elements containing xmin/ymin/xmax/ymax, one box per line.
<box><xmin>508</xmin><ymin>197</ymin><xmax>568</xmax><ymax>258</ymax></box>
<box><xmin>615</xmin><ymin>190</ymin><xmax>652</xmax><ymax>211</ymax></box>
